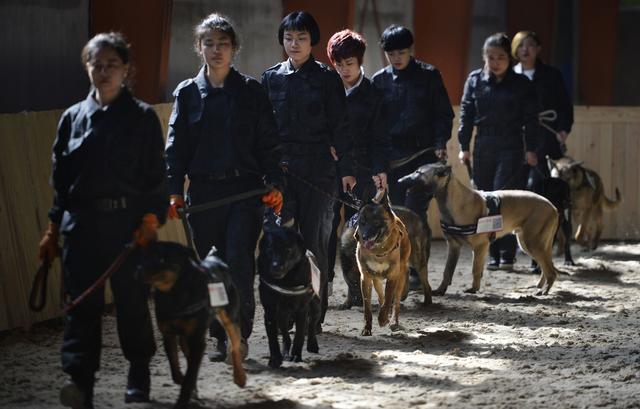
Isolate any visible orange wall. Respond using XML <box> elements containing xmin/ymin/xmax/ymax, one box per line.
<box><xmin>506</xmin><ymin>0</ymin><xmax>556</xmax><ymax>64</ymax></box>
<box><xmin>579</xmin><ymin>0</ymin><xmax>618</xmax><ymax>105</ymax></box>
<box><xmin>282</xmin><ymin>0</ymin><xmax>355</xmax><ymax>65</ymax></box>
<box><xmin>413</xmin><ymin>0</ymin><xmax>472</xmax><ymax>104</ymax></box>
<box><xmin>90</xmin><ymin>0</ymin><xmax>173</xmax><ymax>103</ymax></box>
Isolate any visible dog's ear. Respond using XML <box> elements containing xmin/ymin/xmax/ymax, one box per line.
<box><xmin>381</xmin><ymin>190</ymin><xmax>392</xmax><ymax>211</ymax></box>
<box><xmin>372</xmin><ymin>188</ymin><xmax>386</xmax><ymax>204</ymax></box>
<box><xmin>546</xmin><ymin>156</ymin><xmax>557</xmax><ymax>171</ymax></box>
<box><xmin>204</xmin><ymin>245</ymin><xmax>217</xmax><ymax>260</ymax></box>
<box><xmin>436</xmin><ymin>165</ymin><xmax>452</xmax><ymax>177</ymax></box>
<box><xmin>569</xmin><ymin>160</ymin><xmax>583</xmax><ymax>169</ymax></box>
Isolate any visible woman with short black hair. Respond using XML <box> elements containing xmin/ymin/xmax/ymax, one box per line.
<box><xmin>262</xmin><ymin>11</ymin><xmax>354</xmax><ymax>326</ymax></box>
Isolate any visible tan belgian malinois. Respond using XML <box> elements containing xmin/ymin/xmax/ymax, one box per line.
<box><xmin>549</xmin><ymin>157</ymin><xmax>622</xmax><ymax>250</ymax></box>
<box><xmin>354</xmin><ymin>189</ymin><xmax>416</xmax><ymax>336</ymax></box>
<box><xmin>399</xmin><ymin>163</ymin><xmax>561</xmax><ymax>296</ymax></box>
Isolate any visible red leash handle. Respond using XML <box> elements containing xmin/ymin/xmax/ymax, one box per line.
<box><xmin>63</xmin><ymin>241</ymin><xmax>138</xmax><ymax>314</ymax></box>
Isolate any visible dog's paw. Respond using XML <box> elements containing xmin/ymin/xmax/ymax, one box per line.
<box><xmin>361</xmin><ymin>327</ymin><xmax>372</xmax><ymax>336</ymax></box>
<box><xmin>173</xmin><ymin>400</ymin><xmax>189</xmax><ymax>409</ymax></box>
<box><xmin>463</xmin><ymin>287</ymin><xmax>478</xmax><ymax>294</ymax></box>
<box><xmin>432</xmin><ymin>287</ymin><xmax>447</xmax><ymax>296</ymax></box>
<box><xmin>288</xmin><ymin>354</ymin><xmax>303</xmax><ymax>363</ymax></box>
<box><xmin>170</xmin><ymin>370</ymin><xmax>184</xmax><ymax>385</ymax></box>
<box><xmin>378</xmin><ymin>311</ymin><xmax>390</xmax><ymax>327</ymax></box>
<box><xmin>307</xmin><ymin>338</ymin><xmax>319</xmax><ymax>353</ymax></box>
<box><xmin>564</xmin><ymin>259</ymin><xmax>576</xmax><ymax>266</ymax></box>
<box><xmin>337</xmin><ymin>301</ymin><xmax>353</xmax><ymax>310</ymax></box>
<box><xmin>268</xmin><ymin>355</ymin><xmax>283</xmax><ymax>369</ymax></box>
<box><xmin>389</xmin><ymin>323</ymin><xmax>405</xmax><ymax>332</ymax></box>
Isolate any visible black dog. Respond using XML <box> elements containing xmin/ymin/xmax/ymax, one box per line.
<box><xmin>138</xmin><ymin>242</ymin><xmax>246</xmax><ymax>409</ymax></box>
<box><xmin>258</xmin><ymin>225</ymin><xmax>321</xmax><ymax>368</ymax></box>
<box><xmin>531</xmin><ymin>176</ymin><xmax>575</xmax><ymax>270</ymax></box>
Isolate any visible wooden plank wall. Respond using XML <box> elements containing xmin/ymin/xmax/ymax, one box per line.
<box><xmin>0</xmin><ymin>104</ymin><xmax>638</xmax><ymax>331</ymax></box>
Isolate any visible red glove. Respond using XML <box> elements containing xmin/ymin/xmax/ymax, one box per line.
<box><xmin>134</xmin><ymin>213</ymin><xmax>159</xmax><ymax>247</ymax></box>
<box><xmin>38</xmin><ymin>222</ymin><xmax>60</xmax><ymax>263</ymax></box>
<box><xmin>167</xmin><ymin>194</ymin><xmax>185</xmax><ymax>220</ymax></box>
<box><xmin>262</xmin><ymin>189</ymin><xmax>283</xmax><ymax>215</ymax></box>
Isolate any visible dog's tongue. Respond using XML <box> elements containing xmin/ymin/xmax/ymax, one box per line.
<box><xmin>364</xmin><ymin>240</ymin><xmax>375</xmax><ymax>249</ymax></box>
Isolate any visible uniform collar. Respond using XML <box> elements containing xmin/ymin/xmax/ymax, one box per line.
<box><xmin>390</xmin><ymin>57</ymin><xmax>417</xmax><ymax>81</ymax></box>
<box><xmin>282</xmin><ymin>54</ymin><xmax>318</xmax><ymax>79</ymax></box>
<box><xmin>194</xmin><ymin>65</ymin><xmax>244</xmax><ymax>99</ymax></box>
<box><xmin>481</xmin><ymin>67</ymin><xmax>516</xmax><ymax>83</ymax></box>
<box><xmin>345</xmin><ymin>67</ymin><xmax>365</xmax><ymax>96</ymax></box>
<box><xmin>84</xmin><ymin>87</ymin><xmax>131</xmax><ymax>117</ymax></box>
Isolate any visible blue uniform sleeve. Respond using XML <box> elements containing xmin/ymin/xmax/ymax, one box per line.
<box><xmin>251</xmin><ymin>81</ymin><xmax>284</xmax><ymax>190</ymax></box>
<box><xmin>325</xmin><ymin>71</ymin><xmax>354</xmax><ymax>177</ymax></box>
<box><xmin>48</xmin><ymin>110</ymin><xmax>73</xmax><ymax>224</ymax></box>
<box><xmin>165</xmin><ymin>89</ymin><xmax>190</xmax><ymax>196</ymax></box>
<box><xmin>429</xmin><ymin>69</ymin><xmax>454</xmax><ymax>150</ymax></box>
<box><xmin>458</xmin><ymin>74</ymin><xmax>476</xmax><ymax>151</ymax></box>
<box><xmin>140</xmin><ymin>108</ymin><xmax>169</xmax><ymax>224</ymax></box>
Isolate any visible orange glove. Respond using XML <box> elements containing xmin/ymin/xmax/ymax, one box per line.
<box><xmin>38</xmin><ymin>222</ymin><xmax>60</xmax><ymax>263</ymax></box>
<box><xmin>262</xmin><ymin>189</ymin><xmax>283</xmax><ymax>215</ymax></box>
<box><xmin>167</xmin><ymin>194</ymin><xmax>185</xmax><ymax>220</ymax></box>
<box><xmin>134</xmin><ymin>213</ymin><xmax>159</xmax><ymax>247</ymax></box>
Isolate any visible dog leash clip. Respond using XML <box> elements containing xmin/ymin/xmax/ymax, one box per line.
<box><xmin>345</xmin><ymin>187</ymin><xmax>362</xmax><ymax>209</ymax></box>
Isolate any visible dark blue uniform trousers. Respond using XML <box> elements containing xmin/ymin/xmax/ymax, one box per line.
<box><xmin>61</xmin><ymin>210</ymin><xmax>155</xmax><ymax>392</ymax></box>
<box><xmin>187</xmin><ymin>179</ymin><xmax>263</xmax><ymax>341</ymax></box>
<box><xmin>472</xmin><ymin>148</ymin><xmax>527</xmax><ymax>262</ymax></box>
<box><xmin>281</xmin><ymin>155</ymin><xmax>335</xmax><ymax>324</ymax></box>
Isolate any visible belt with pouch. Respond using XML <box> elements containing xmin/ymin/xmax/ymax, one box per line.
<box><xmin>70</xmin><ymin>197</ymin><xmax>130</xmax><ymax>211</ymax></box>
<box><xmin>282</xmin><ymin>142</ymin><xmax>329</xmax><ymax>156</ymax></box>
<box><xmin>189</xmin><ymin>169</ymin><xmax>242</xmax><ymax>182</ymax></box>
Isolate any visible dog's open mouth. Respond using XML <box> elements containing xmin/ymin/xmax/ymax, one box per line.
<box><xmin>361</xmin><ymin>232</ymin><xmax>381</xmax><ymax>249</ymax></box>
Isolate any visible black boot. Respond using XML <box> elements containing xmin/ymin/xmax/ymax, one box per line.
<box><xmin>60</xmin><ymin>376</ymin><xmax>94</xmax><ymax>409</ymax></box>
<box><xmin>125</xmin><ymin>362</ymin><xmax>150</xmax><ymax>403</ymax></box>
<box><xmin>208</xmin><ymin>337</ymin><xmax>227</xmax><ymax>362</ymax></box>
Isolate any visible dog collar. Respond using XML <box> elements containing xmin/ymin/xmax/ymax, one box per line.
<box><xmin>260</xmin><ymin>277</ymin><xmax>313</xmax><ymax>296</ymax></box>
<box><xmin>374</xmin><ymin>229</ymin><xmax>404</xmax><ymax>258</ymax></box>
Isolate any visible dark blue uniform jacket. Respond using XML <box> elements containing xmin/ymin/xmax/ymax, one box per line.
<box><xmin>166</xmin><ymin>66</ymin><xmax>283</xmax><ymax>195</ymax></box>
<box><xmin>458</xmin><ymin>68</ymin><xmax>540</xmax><ymax>152</ymax></box>
<box><xmin>49</xmin><ymin>88</ymin><xmax>167</xmax><ymax>232</ymax></box>
<box><xmin>261</xmin><ymin>56</ymin><xmax>353</xmax><ymax>177</ymax></box>
<box><xmin>372</xmin><ymin>58</ymin><xmax>454</xmax><ymax>156</ymax></box>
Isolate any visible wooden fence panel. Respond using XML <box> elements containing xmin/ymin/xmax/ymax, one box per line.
<box><xmin>0</xmin><ymin>105</ymin><xmax>638</xmax><ymax>331</ymax></box>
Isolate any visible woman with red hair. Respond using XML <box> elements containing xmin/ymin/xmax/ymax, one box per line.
<box><xmin>326</xmin><ymin>29</ymin><xmax>391</xmax><ymax>305</ymax></box>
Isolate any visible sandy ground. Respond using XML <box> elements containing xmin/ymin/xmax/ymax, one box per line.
<box><xmin>1</xmin><ymin>240</ymin><xmax>640</xmax><ymax>409</ymax></box>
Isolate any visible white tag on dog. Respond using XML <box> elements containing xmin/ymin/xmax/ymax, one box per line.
<box><xmin>208</xmin><ymin>282</ymin><xmax>229</xmax><ymax>307</ymax></box>
<box><xmin>306</xmin><ymin>250</ymin><xmax>321</xmax><ymax>297</ymax></box>
<box><xmin>476</xmin><ymin>215</ymin><xmax>503</xmax><ymax>233</ymax></box>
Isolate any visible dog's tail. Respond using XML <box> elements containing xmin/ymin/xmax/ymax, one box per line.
<box><xmin>603</xmin><ymin>188</ymin><xmax>622</xmax><ymax>211</ymax></box>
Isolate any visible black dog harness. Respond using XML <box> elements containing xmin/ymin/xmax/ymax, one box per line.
<box><xmin>440</xmin><ymin>193</ymin><xmax>502</xmax><ymax>239</ymax></box>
